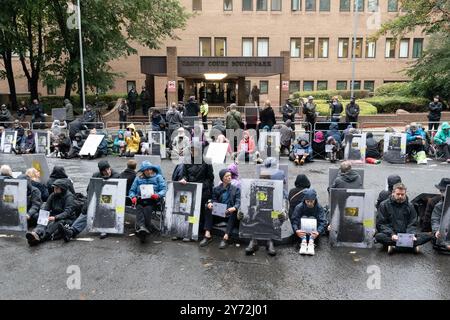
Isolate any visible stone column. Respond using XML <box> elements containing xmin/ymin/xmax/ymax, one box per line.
<box><xmin>279</xmin><ymin>50</ymin><xmax>290</xmax><ymax>106</ymax></box>
<box><xmin>145</xmin><ymin>75</ymin><xmax>155</xmax><ymax>108</ymax></box>
<box><xmin>237</xmin><ymin>77</ymin><xmax>246</xmax><ymax>106</ymax></box>
<box><xmin>166</xmin><ymin>46</ymin><xmax>178</xmax><ymax>107</ymax></box>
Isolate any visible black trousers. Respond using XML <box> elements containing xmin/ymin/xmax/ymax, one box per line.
<box><xmin>202</xmin><ymin>115</ymin><xmax>208</xmax><ymax>130</ymax></box>
<box><xmin>135</xmin><ymin>201</ymin><xmax>159</xmax><ymax>231</ymax></box>
<box><xmin>438</xmin><ymin>144</ymin><xmax>450</xmax><ymax>159</ymax></box>
<box><xmin>204</xmin><ymin>208</ymin><xmax>237</xmax><ymax>235</ymax></box>
<box><xmin>428</xmin><ymin>121</ymin><xmax>440</xmax><ymax>132</ymax></box>
<box><xmin>34</xmin><ymin>219</ymin><xmax>74</xmax><ymax>242</ymax></box>
<box><xmin>375</xmin><ymin>232</ymin><xmax>432</xmax><ymax>247</ymax></box>
<box><xmin>119</xmin><ymin>114</ymin><xmax>127</xmax><ymax>129</ymax></box>
<box><xmin>406</xmin><ymin>142</ymin><xmax>425</xmax><ymax>155</ymax></box>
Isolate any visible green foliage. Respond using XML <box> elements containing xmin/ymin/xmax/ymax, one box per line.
<box><xmin>291</xmin><ymin>99</ymin><xmax>378</xmax><ymax>116</ymax></box>
<box><xmin>36</xmin><ymin>94</ymin><xmax>125</xmax><ymax>113</ymax></box>
<box><xmin>374</xmin><ymin>82</ymin><xmax>413</xmax><ymax>97</ymax></box>
<box><xmin>292</xmin><ymin>90</ymin><xmax>370</xmax><ymax>101</ymax></box>
<box><xmin>362</xmin><ymin>96</ymin><xmax>429</xmax><ymax>113</ymax></box>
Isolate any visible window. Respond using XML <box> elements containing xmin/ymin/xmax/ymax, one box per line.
<box><xmin>242</xmin><ymin>38</ymin><xmax>254</xmax><ymax>56</ymax></box>
<box><xmin>353</xmin><ymin>0</ymin><xmax>364</xmax><ymax>12</ymax></box>
<box><xmin>388</xmin><ymin>0</ymin><xmax>398</xmax><ymax>12</ymax></box>
<box><xmin>319</xmin><ymin>0</ymin><xmax>330</xmax><ymax>11</ymax></box>
<box><xmin>290</xmin><ymin>38</ymin><xmax>301</xmax><ymax>57</ymax></box>
<box><xmin>243</xmin><ymin>0</ymin><xmax>253</xmax><ymax>11</ymax></box>
<box><xmin>317</xmin><ymin>81</ymin><xmax>328</xmax><ymax>90</ymax></box>
<box><xmin>257</xmin><ymin>0</ymin><xmax>268</xmax><ymax>10</ymax></box>
<box><xmin>399</xmin><ymin>38</ymin><xmax>409</xmax><ymax>58</ymax></box>
<box><xmin>289</xmin><ymin>81</ymin><xmax>300</xmax><ymax>94</ymax></box>
<box><xmin>364</xmin><ymin>81</ymin><xmax>375</xmax><ymax>92</ymax></box>
<box><xmin>257</xmin><ymin>38</ymin><xmax>269</xmax><ymax>56</ymax></box>
<box><xmin>338</xmin><ymin>38</ymin><xmax>349</xmax><ymax>58</ymax></box>
<box><xmin>304</xmin><ymin>37</ymin><xmax>315</xmax><ymax>58</ymax></box>
<box><xmin>47</xmin><ymin>84</ymin><xmax>56</xmax><ymax>95</ymax></box>
<box><xmin>260</xmin><ymin>81</ymin><xmax>269</xmax><ymax>94</ymax></box>
<box><xmin>412</xmin><ymin>38</ymin><xmax>423</xmax><ymax>58</ymax></box>
<box><xmin>305</xmin><ymin>0</ymin><xmax>316</xmax><ymax>11</ymax></box>
<box><xmin>368</xmin><ymin>0</ymin><xmax>378</xmax><ymax>12</ymax></box>
<box><xmin>340</xmin><ymin>0</ymin><xmax>350</xmax><ymax>11</ymax></box>
<box><xmin>318</xmin><ymin>38</ymin><xmax>329</xmax><ymax>58</ymax></box>
<box><xmin>352</xmin><ymin>38</ymin><xmax>363</xmax><ymax>58</ymax></box>
<box><xmin>193</xmin><ymin>0</ymin><xmax>202</xmax><ymax>11</ymax></box>
<box><xmin>336</xmin><ymin>81</ymin><xmax>347</xmax><ymax>90</ymax></box>
<box><xmin>271</xmin><ymin>0</ymin><xmax>282</xmax><ymax>10</ymax></box>
<box><xmin>366</xmin><ymin>39</ymin><xmax>376</xmax><ymax>58</ymax></box>
<box><xmin>292</xmin><ymin>0</ymin><xmax>301</xmax><ymax>11</ymax></box>
<box><xmin>199</xmin><ymin>38</ymin><xmax>212</xmax><ymax>56</ymax></box>
<box><xmin>224</xmin><ymin>0</ymin><xmax>233</xmax><ymax>11</ymax></box>
<box><xmin>127</xmin><ymin>81</ymin><xmax>136</xmax><ymax>93</ymax></box>
<box><xmin>385</xmin><ymin>38</ymin><xmax>395</xmax><ymax>58</ymax></box>
<box><xmin>351</xmin><ymin>80</ymin><xmax>361</xmax><ymax>90</ymax></box>
<box><xmin>303</xmin><ymin>81</ymin><xmax>314</xmax><ymax>91</ymax></box>
<box><xmin>215</xmin><ymin>38</ymin><xmax>227</xmax><ymax>56</ymax></box>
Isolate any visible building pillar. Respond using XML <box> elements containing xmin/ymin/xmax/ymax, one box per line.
<box><xmin>166</xmin><ymin>46</ymin><xmax>178</xmax><ymax>107</ymax></box>
<box><xmin>145</xmin><ymin>75</ymin><xmax>155</xmax><ymax>108</ymax></box>
<box><xmin>184</xmin><ymin>78</ymin><xmax>194</xmax><ymax>102</ymax></box>
<box><xmin>237</xmin><ymin>77</ymin><xmax>246</xmax><ymax>106</ymax></box>
<box><xmin>279</xmin><ymin>50</ymin><xmax>290</xmax><ymax>106</ymax></box>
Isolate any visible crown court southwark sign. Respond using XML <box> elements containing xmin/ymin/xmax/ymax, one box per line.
<box><xmin>177</xmin><ymin>57</ymin><xmax>284</xmax><ymax>77</ymax></box>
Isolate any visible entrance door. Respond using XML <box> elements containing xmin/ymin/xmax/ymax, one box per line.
<box><xmin>193</xmin><ymin>80</ymin><xmax>237</xmax><ymax>106</ymax></box>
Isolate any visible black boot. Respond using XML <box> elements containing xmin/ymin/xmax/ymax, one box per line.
<box><xmin>136</xmin><ymin>226</ymin><xmax>149</xmax><ymax>244</ymax></box>
<box><xmin>245</xmin><ymin>239</ymin><xmax>258</xmax><ymax>255</ymax></box>
<box><xmin>58</xmin><ymin>223</ymin><xmax>74</xmax><ymax>243</ymax></box>
<box><xmin>266</xmin><ymin>239</ymin><xmax>276</xmax><ymax>256</ymax></box>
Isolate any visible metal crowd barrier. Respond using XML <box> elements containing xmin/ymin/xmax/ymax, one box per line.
<box><xmin>106</xmin><ymin>121</ymin><xmax>145</xmax><ymax>130</ymax></box>
<box><xmin>0</xmin><ymin>121</ymin><xmax>31</xmax><ymax>130</ymax></box>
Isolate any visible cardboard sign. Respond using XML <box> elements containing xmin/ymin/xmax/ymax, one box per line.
<box><xmin>0</xmin><ymin>179</ymin><xmax>28</xmax><ymax>232</ymax></box>
<box><xmin>79</xmin><ymin>134</ymin><xmax>105</xmax><ymax>156</ymax></box>
<box><xmin>212</xmin><ymin>202</ymin><xmax>228</xmax><ymax>218</ymax></box>
<box><xmin>344</xmin><ymin>133</ymin><xmax>366</xmax><ymax>162</ymax></box>
<box><xmin>140</xmin><ymin>185</ymin><xmax>154</xmax><ymax>200</ymax></box>
<box><xmin>301</xmin><ymin>218</ymin><xmax>317</xmax><ymax>233</ymax></box>
<box><xmin>37</xmin><ymin>210</ymin><xmax>50</xmax><ymax>226</ymax></box>
<box><xmin>34</xmin><ymin>131</ymin><xmax>50</xmax><ymax>155</ymax></box>
<box><xmin>396</xmin><ymin>233</ymin><xmax>414</xmax><ymax>248</ymax></box>
<box><xmin>52</xmin><ymin>108</ymin><xmax>66</xmax><ymax>121</ymax></box>
<box><xmin>383</xmin><ymin>133</ymin><xmax>407</xmax><ymax>164</ymax></box>
<box><xmin>205</xmin><ymin>143</ymin><xmax>229</xmax><ymax>164</ymax></box>
<box><xmin>1</xmin><ymin>131</ymin><xmax>17</xmax><ymax>153</ymax></box>
<box><xmin>325</xmin><ymin>144</ymin><xmax>334</xmax><ymax>153</ymax></box>
<box><xmin>22</xmin><ymin>154</ymin><xmax>51</xmax><ymax>184</ymax></box>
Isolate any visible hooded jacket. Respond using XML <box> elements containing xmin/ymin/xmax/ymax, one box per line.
<box><xmin>428</xmin><ymin>101</ymin><xmax>443</xmax><ymax>121</ymax></box>
<box><xmin>119</xmin><ymin>168</ymin><xmax>137</xmax><ymax>195</ymax></box>
<box><xmin>326</xmin><ymin>123</ymin><xmax>342</xmax><ymax>144</ymax></box>
<box><xmin>18</xmin><ymin>175</ymin><xmax>42</xmax><ymax>220</ymax></box>
<box><xmin>182</xmin><ymin>160</ymin><xmax>214</xmax><ymax>199</ymax></box>
<box><xmin>292</xmin><ymin>136</ymin><xmax>312</xmax><ymax>156</ymax></box>
<box><xmin>23</xmin><ymin>132</ymin><xmax>35</xmax><ymax>152</ymax></box>
<box><xmin>31</xmin><ymin>180</ymin><xmax>49</xmax><ymax>202</ymax></box>
<box><xmin>0</xmin><ymin>107</ymin><xmax>13</xmax><ymax>122</ymax></box>
<box><xmin>43</xmin><ymin>179</ymin><xmax>76</xmax><ymax>222</ymax></box>
<box><xmin>185</xmin><ymin>100</ymin><xmax>200</xmax><ymax>117</ymax></box>
<box><xmin>114</xmin><ymin>131</ymin><xmax>125</xmax><ymax>148</ymax></box>
<box><xmin>125</xmin><ymin>123</ymin><xmax>141</xmax><ymax>153</ymax></box>
<box><xmin>211</xmin><ymin>119</ymin><xmax>226</xmax><ymax>136</ymax></box>
<box><xmin>166</xmin><ymin>108</ymin><xmax>183</xmax><ymax>129</ymax></box>
<box><xmin>273</xmin><ymin>123</ymin><xmax>294</xmax><ymax>146</ymax></box>
<box><xmin>365</xmin><ymin>132</ymin><xmax>380</xmax><ymax>159</ymax></box>
<box><xmin>376</xmin><ymin>196</ymin><xmax>418</xmax><ymax>236</ymax></box>
<box><xmin>288</xmin><ymin>174</ymin><xmax>311</xmax><ymax>218</ymax></box>
<box><xmin>433</xmin><ymin>122</ymin><xmax>450</xmax><ymax>145</ymax></box>
<box><xmin>227</xmin><ymin>163</ymin><xmax>240</xmax><ymax>189</ymax></box>
<box><xmin>346</xmin><ymin>101</ymin><xmax>360</xmax><ymax>118</ymax></box>
<box><xmin>407</xmin><ymin>128</ymin><xmax>426</xmax><ymax>142</ymax></box>
<box><xmin>64</xmin><ymin>99</ymin><xmax>74</xmax><ymax>121</ymax></box>
<box><xmin>46</xmin><ymin>166</ymin><xmax>76</xmax><ymax>195</ymax></box>
<box><xmin>376</xmin><ymin>175</ymin><xmax>401</xmax><ymax>209</ymax></box>
<box><xmin>291</xmin><ymin>189</ymin><xmax>327</xmax><ymax>234</ymax></box>
<box><xmin>431</xmin><ymin>201</ymin><xmax>444</xmax><ymax>233</ymax></box>
<box><xmin>225</xmin><ymin>110</ymin><xmax>242</xmax><ymax>130</ymax></box>
<box><xmin>332</xmin><ymin>170</ymin><xmax>363</xmax><ymax>189</ymax></box>
<box><xmin>129</xmin><ymin>162</ymin><xmax>167</xmax><ymax>198</ymax></box>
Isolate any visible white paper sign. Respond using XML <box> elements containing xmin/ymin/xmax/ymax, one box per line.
<box><xmin>79</xmin><ymin>134</ymin><xmax>105</xmax><ymax>156</ymax></box>
<box><xmin>37</xmin><ymin>210</ymin><xmax>50</xmax><ymax>226</ymax></box>
<box><xmin>446</xmin><ymin>137</ymin><xmax>450</xmax><ymax>145</ymax></box>
<box><xmin>295</xmin><ymin>149</ymin><xmax>305</xmax><ymax>156</ymax></box>
<box><xmin>301</xmin><ymin>218</ymin><xmax>317</xmax><ymax>233</ymax></box>
<box><xmin>140</xmin><ymin>185</ymin><xmax>154</xmax><ymax>199</ymax></box>
<box><xmin>212</xmin><ymin>202</ymin><xmax>228</xmax><ymax>218</ymax></box>
<box><xmin>325</xmin><ymin>144</ymin><xmax>334</xmax><ymax>153</ymax></box>
<box><xmin>396</xmin><ymin>233</ymin><xmax>414</xmax><ymax>248</ymax></box>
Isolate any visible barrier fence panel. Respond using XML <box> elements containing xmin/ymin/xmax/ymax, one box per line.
<box><xmin>31</xmin><ymin>122</ymin><xmax>56</xmax><ymax>130</ymax></box>
<box><xmin>1</xmin><ymin>122</ymin><xmax>31</xmax><ymax>130</ymax></box>
<box><xmin>106</xmin><ymin>122</ymin><xmax>145</xmax><ymax>130</ymax></box>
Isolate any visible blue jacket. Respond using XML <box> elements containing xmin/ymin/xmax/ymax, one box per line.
<box><xmin>291</xmin><ymin>190</ymin><xmax>327</xmax><ymax>234</ymax></box>
<box><xmin>113</xmin><ymin>130</ymin><xmax>125</xmax><ymax>148</ymax></box>
<box><xmin>292</xmin><ymin>137</ymin><xmax>312</xmax><ymax>155</ymax></box>
<box><xmin>407</xmin><ymin>128</ymin><xmax>426</xmax><ymax>142</ymax></box>
<box><xmin>211</xmin><ymin>183</ymin><xmax>241</xmax><ymax>210</ymax></box>
<box><xmin>326</xmin><ymin>123</ymin><xmax>341</xmax><ymax>144</ymax></box>
<box><xmin>129</xmin><ymin>162</ymin><xmax>167</xmax><ymax>198</ymax></box>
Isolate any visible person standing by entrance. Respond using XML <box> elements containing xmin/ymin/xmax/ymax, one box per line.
<box><xmin>128</xmin><ymin>86</ymin><xmax>138</xmax><ymax>116</ymax></box>
<box><xmin>251</xmin><ymin>85</ymin><xmax>260</xmax><ymax>106</ymax></box>
<box><xmin>140</xmin><ymin>86</ymin><xmax>151</xmax><ymax>117</ymax></box>
<box><xmin>428</xmin><ymin>95</ymin><xmax>443</xmax><ymax>135</ymax></box>
<box><xmin>200</xmin><ymin>99</ymin><xmax>209</xmax><ymax>130</ymax></box>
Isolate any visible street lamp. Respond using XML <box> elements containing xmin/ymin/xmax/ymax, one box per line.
<box><xmin>351</xmin><ymin>0</ymin><xmax>360</xmax><ymax>97</ymax></box>
<box><xmin>76</xmin><ymin>0</ymin><xmax>86</xmax><ymax>112</ymax></box>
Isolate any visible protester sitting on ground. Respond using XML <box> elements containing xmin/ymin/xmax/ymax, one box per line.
<box><xmin>433</xmin><ymin>122</ymin><xmax>450</xmax><ymax>163</ymax></box>
<box><xmin>129</xmin><ymin>161</ymin><xmax>167</xmax><ymax>244</ymax></box>
<box><xmin>326</xmin><ymin>122</ymin><xmax>342</xmax><ymax>163</ymax></box>
<box><xmin>25</xmin><ymin>168</ymin><xmax>49</xmax><ymax>202</ymax></box>
<box><xmin>68</xmin><ymin>118</ymin><xmax>86</xmax><ymax>141</ymax></box>
<box><xmin>273</xmin><ymin>120</ymin><xmax>294</xmax><ymax>156</ymax></box>
<box><xmin>124</xmin><ymin>123</ymin><xmax>140</xmax><ymax>157</ymax></box>
<box><xmin>312</xmin><ymin>131</ymin><xmax>326</xmax><ymax>160</ymax></box>
<box><xmin>119</xmin><ymin>159</ymin><xmax>137</xmax><ymax>195</ymax></box>
<box><xmin>171</xmin><ymin>127</ymin><xmax>191</xmax><ymax>160</ymax></box>
<box><xmin>191</xmin><ymin>123</ymin><xmax>209</xmax><ymax>149</ymax></box>
<box><xmin>365</xmin><ymin>132</ymin><xmax>381</xmax><ymax>159</ymax></box>
<box><xmin>288</xmin><ymin>174</ymin><xmax>311</xmax><ymax>219</ymax></box>
<box><xmin>151</xmin><ymin>109</ymin><xmax>166</xmax><ymax>132</ymax></box>
<box><xmin>113</xmin><ymin>130</ymin><xmax>126</xmax><ymax>156</ymax></box>
<box><xmin>17</xmin><ymin>174</ymin><xmax>42</xmax><ymax>228</ymax></box>
<box><xmin>13</xmin><ymin>130</ymin><xmax>35</xmax><ymax>154</ymax></box>
<box><xmin>66</xmin><ymin>132</ymin><xmax>84</xmax><ymax>159</ymax></box>
<box><xmin>179</xmin><ymin>142</ymin><xmax>214</xmax><ymax>243</ymax></box>
<box><xmin>290</xmin><ymin>135</ymin><xmax>312</xmax><ymax>166</ymax></box>
<box><xmin>376</xmin><ymin>175</ymin><xmax>402</xmax><ymax>209</ymax></box>
<box><xmin>0</xmin><ymin>164</ymin><xmax>13</xmax><ymax>180</ymax></box>
<box><xmin>406</xmin><ymin>122</ymin><xmax>426</xmax><ymax>158</ymax></box>
<box><xmin>291</xmin><ymin>189</ymin><xmax>327</xmax><ymax>256</ymax></box>
<box><xmin>81</xmin><ymin>128</ymin><xmax>107</xmax><ymax>159</ymax></box>
<box><xmin>431</xmin><ymin>182</ymin><xmax>450</xmax><ymax>252</ymax></box>
<box><xmin>203</xmin><ymin>170</ymin><xmax>241</xmax><ymax>249</ymax></box>
<box><xmin>46</xmin><ymin>166</ymin><xmax>75</xmax><ymax>196</ymax></box>
<box><xmin>0</xmin><ymin>104</ymin><xmax>13</xmax><ymax>127</ymax></box>
<box><xmin>227</xmin><ymin>163</ymin><xmax>241</xmax><ymax>189</ymax></box>
<box><xmin>12</xmin><ymin>120</ymin><xmax>25</xmax><ymax>147</ymax></box>
<box><xmin>375</xmin><ymin>183</ymin><xmax>432</xmax><ymax>254</ymax></box>
<box><xmin>211</xmin><ymin>119</ymin><xmax>226</xmax><ymax>138</ymax></box>
<box><xmin>423</xmin><ymin>178</ymin><xmax>450</xmax><ymax>233</ymax></box>
<box><xmin>236</xmin><ymin>130</ymin><xmax>261</xmax><ymax>163</ymax></box>
<box><xmin>331</xmin><ymin>161</ymin><xmax>363</xmax><ymax>190</ymax></box>
<box><xmin>51</xmin><ymin>119</ymin><xmax>67</xmax><ymax>137</ymax></box>
<box><xmin>52</xmin><ymin>132</ymin><xmax>71</xmax><ymax>158</ymax></box>
<box><xmin>26</xmin><ymin>179</ymin><xmax>76</xmax><ymax>247</ymax></box>
<box><xmin>58</xmin><ymin>160</ymin><xmax>120</xmax><ymax>242</ymax></box>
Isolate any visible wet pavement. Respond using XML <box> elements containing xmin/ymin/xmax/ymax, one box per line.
<box><xmin>0</xmin><ymin>153</ymin><xmax>449</xmax><ymax>300</ymax></box>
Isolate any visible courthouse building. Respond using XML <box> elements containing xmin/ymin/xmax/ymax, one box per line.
<box><xmin>1</xmin><ymin>0</ymin><xmax>426</xmax><ymax>107</ymax></box>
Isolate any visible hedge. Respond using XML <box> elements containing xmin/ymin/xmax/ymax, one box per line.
<box><xmin>36</xmin><ymin>94</ymin><xmax>126</xmax><ymax>113</ymax></box>
<box><xmin>292</xmin><ymin>99</ymin><xmax>378</xmax><ymax>116</ymax></box>
<box><xmin>374</xmin><ymin>82</ymin><xmax>412</xmax><ymax>97</ymax></box>
<box><xmin>361</xmin><ymin>96</ymin><xmax>429</xmax><ymax>113</ymax></box>
<box><xmin>292</xmin><ymin>89</ymin><xmax>370</xmax><ymax>101</ymax></box>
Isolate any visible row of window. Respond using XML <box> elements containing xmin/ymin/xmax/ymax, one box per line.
<box><xmin>194</xmin><ymin>0</ymin><xmax>402</xmax><ymax>12</ymax></box>
<box><xmin>199</xmin><ymin>37</ymin><xmax>424</xmax><ymax>59</ymax></box>
<box><xmin>286</xmin><ymin>80</ymin><xmax>375</xmax><ymax>93</ymax></box>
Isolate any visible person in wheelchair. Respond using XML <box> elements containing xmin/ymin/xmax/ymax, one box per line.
<box><xmin>325</xmin><ymin>123</ymin><xmax>342</xmax><ymax>163</ymax></box>
<box><xmin>433</xmin><ymin>122</ymin><xmax>450</xmax><ymax>163</ymax></box>
<box><xmin>129</xmin><ymin>161</ymin><xmax>167</xmax><ymax>243</ymax></box>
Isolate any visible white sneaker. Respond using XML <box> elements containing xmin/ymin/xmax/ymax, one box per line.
<box><xmin>299</xmin><ymin>241</ymin><xmax>308</xmax><ymax>255</ymax></box>
<box><xmin>307</xmin><ymin>240</ymin><xmax>315</xmax><ymax>255</ymax></box>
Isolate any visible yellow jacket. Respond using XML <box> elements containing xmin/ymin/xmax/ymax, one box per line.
<box><xmin>125</xmin><ymin>123</ymin><xmax>141</xmax><ymax>153</ymax></box>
